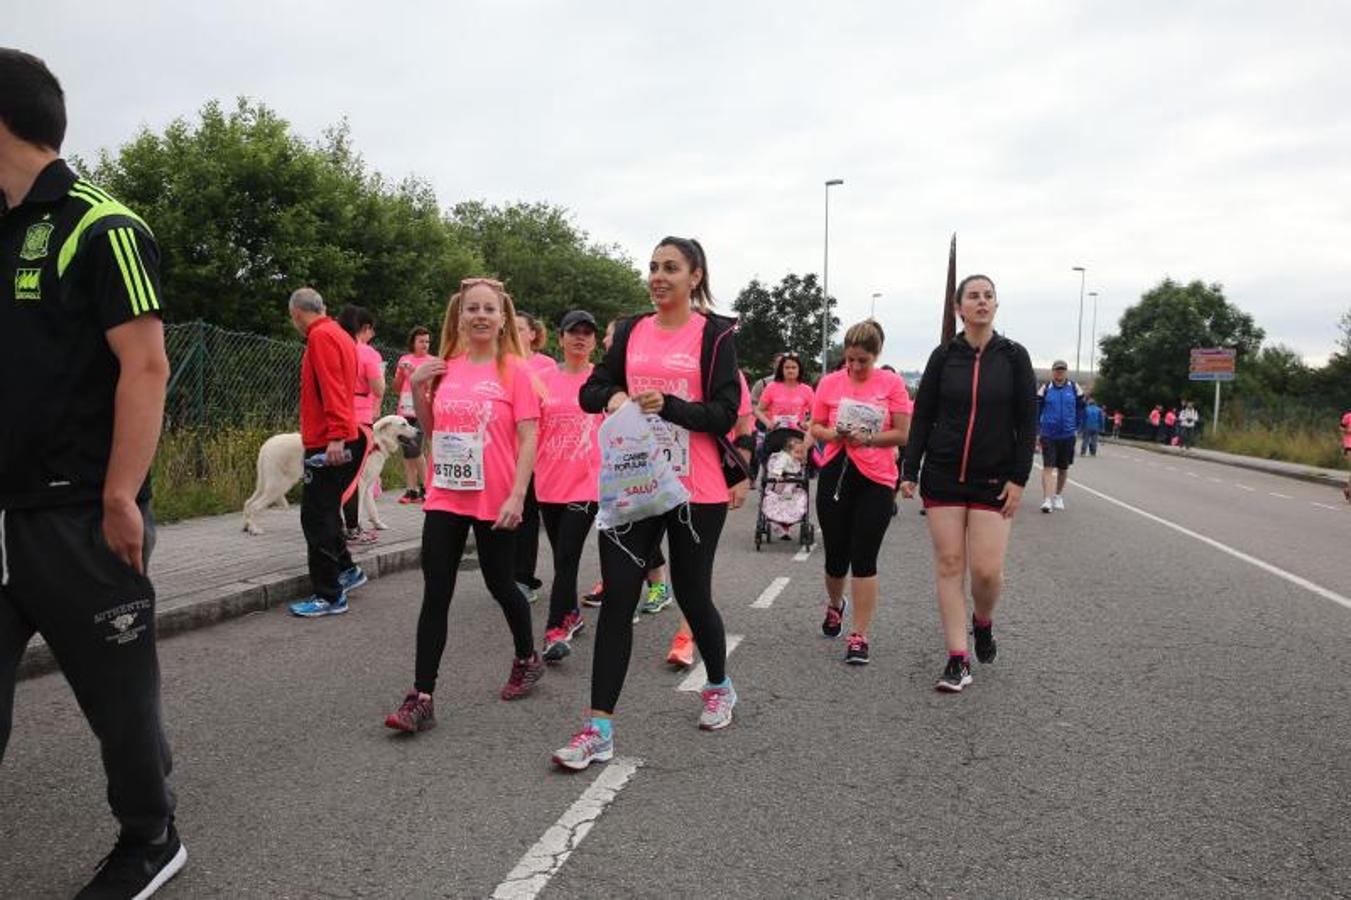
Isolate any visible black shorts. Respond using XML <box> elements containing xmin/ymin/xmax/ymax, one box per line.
<box><xmin>401</xmin><ymin>418</ymin><xmax>424</xmax><ymax>459</ymax></box>
<box><xmin>919</xmin><ymin>466</ymin><xmax>1005</xmax><ymax>512</ymax></box>
<box><xmin>1041</xmin><ymin>437</ymin><xmax>1075</xmax><ymax>470</ymax></box>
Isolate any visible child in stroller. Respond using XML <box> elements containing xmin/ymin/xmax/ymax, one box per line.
<box><xmin>756</xmin><ymin>428</ymin><xmax>814</xmax><ymax>549</ymax></box>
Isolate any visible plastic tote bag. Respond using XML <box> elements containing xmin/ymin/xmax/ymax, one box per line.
<box><xmin>596</xmin><ymin>400</ymin><xmax>689</xmax><ymax>531</ymax></box>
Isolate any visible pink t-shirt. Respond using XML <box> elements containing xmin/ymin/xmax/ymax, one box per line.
<box><xmin>1342</xmin><ymin>412</ymin><xmax>1351</xmax><ymax>449</ymax></box>
<box><xmin>394</xmin><ymin>353</ymin><xmax>434</xmax><ymax>419</ymax></box>
<box><xmin>529</xmin><ymin>352</ymin><xmax>558</xmax><ymax>375</ymax></box>
<box><xmin>812</xmin><ymin>367</ymin><xmax>914</xmax><ymax>487</ymax></box>
<box><xmin>422</xmin><ymin>356</ymin><xmax>541</xmax><ymax>522</ymax></box>
<box><xmin>626</xmin><ymin>313</ymin><xmax>726</xmax><ymax>504</ymax></box>
<box><xmin>759</xmin><ymin>380</ymin><xmax>815</xmax><ymax>429</ymax></box>
<box><xmin>536</xmin><ymin>365</ymin><xmax>602</xmax><ymax>503</ymax></box>
<box><xmin>352</xmin><ymin>343</ymin><xmax>385</xmax><ymax>425</ymax></box>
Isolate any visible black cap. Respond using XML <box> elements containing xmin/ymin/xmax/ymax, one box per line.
<box><xmin>560</xmin><ymin>309</ymin><xmax>598</xmax><ymax>332</ymax></box>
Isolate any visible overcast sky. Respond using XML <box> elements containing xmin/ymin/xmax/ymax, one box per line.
<box><xmin>15</xmin><ymin>1</ymin><xmax>1351</xmax><ymax>370</ymax></box>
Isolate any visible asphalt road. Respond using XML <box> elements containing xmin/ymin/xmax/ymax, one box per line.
<box><xmin>4</xmin><ymin>446</ymin><xmax>1350</xmax><ymax>898</ymax></box>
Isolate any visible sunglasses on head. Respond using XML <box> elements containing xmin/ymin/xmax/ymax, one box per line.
<box><xmin>460</xmin><ymin>277</ymin><xmax>504</xmax><ymax>290</ymax></box>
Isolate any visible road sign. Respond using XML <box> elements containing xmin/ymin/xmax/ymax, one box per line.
<box><xmin>1189</xmin><ymin>347</ymin><xmax>1236</xmax><ymax>382</ymax></box>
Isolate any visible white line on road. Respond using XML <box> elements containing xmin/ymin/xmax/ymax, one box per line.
<box><xmin>792</xmin><ymin>545</ymin><xmax>813</xmax><ymax>562</ymax></box>
<box><xmin>752</xmin><ymin>576</ymin><xmax>791</xmax><ymax>609</ymax></box>
<box><xmin>1269</xmin><ymin>492</ymin><xmax>1293</xmax><ymax>499</ymax></box>
<box><xmin>1185</xmin><ymin>472</ymin><xmax>1199</xmax><ymax>478</ymax></box>
<box><xmin>1069</xmin><ymin>477</ymin><xmax>1351</xmax><ymax>613</ymax></box>
<box><xmin>1236</xmin><ymin>484</ymin><xmax>1255</xmax><ymax>491</ymax></box>
<box><xmin>1312</xmin><ymin>502</ymin><xmax>1341</xmax><ymax>511</ymax></box>
<box><xmin>1166</xmin><ymin>466</ymin><xmax>1177</xmax><ymax>472</ymax></box>
<box><xmin>492</xmin><ymin>758</ymin><xmax>642</xmax><ymax>900</ymax></box>
<box><xmin>1207</xmin><ymin>477</ymin><xmax>1223</xmax><ymax>483</ymax></box>
<box><xmin>677</xmin><ymin>634</ymin><xmax>743</xmax><ymax>691</ymax></box>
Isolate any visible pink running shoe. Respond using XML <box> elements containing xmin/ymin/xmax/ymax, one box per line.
<box><xmin>543</xmin><ymin>610</ymin><xmax>586</xmax><ymax>662</ymax></box>
<box><xmin>501</xmin><ymin>652</ymin><xmax>544</xmax><ymax>700</ymax></box>
<box><xmin>552</xmin><ymin>724</ymin><xmax>614</xmax><ymax>771</ymax></box>
<box><xmin>385</xmin><ymin>691</ymin><xmax>435</xmax><ymax>733</ymax></box>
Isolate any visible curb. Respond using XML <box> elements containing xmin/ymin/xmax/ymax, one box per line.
<box><xmin>1113</xmin><ymin>439</ymin><xmax>1348</xmax><ymax>489</ymax></box>
<box><xmin>17</xmin><ymin>539</ymin><xmax>474</xmax><ymax>681</ymax></box>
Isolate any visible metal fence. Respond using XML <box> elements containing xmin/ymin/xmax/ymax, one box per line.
<box><xmin>165</xmin><ymin>321</ymin><xmax>404</xmax><ymax>430</ymax></box>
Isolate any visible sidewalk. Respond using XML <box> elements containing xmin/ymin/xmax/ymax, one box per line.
<box><xmin>1115</xmin><ymin>438</ymin><xmax>1349</xmax><ymax>488</ymax></box>
<box><xmin>18</xmin><ymin>495</ymin><xmax>457</xmax><ymax>680</ymax></box>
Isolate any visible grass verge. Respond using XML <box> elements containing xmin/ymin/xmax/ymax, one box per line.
<box><xmin>1200</xmin><ymin>422</ymin><xmax>1345</xmax><ymax>469</ymax></box>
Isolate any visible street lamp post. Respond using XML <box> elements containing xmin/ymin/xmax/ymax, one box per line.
<box><xmin>870</xmin><ymin>292</ymin><xmax>881</xmax><ymax>318</ymax></box>
<box><xmin>1087</xmin><ymin>290</ymin><xmax>1099</xmax><ymax>378</ymax></box>
<box><xmin>1072</xmin><ymin>266</ymin><xmax>1086</xmax><ymax>379</ymax></box>
<box><xmin>821</xmin><ymin>179</ymin><xmax>844</xmax><ymax>374</ymax></box>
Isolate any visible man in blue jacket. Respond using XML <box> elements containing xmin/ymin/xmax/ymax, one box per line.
<box><xmin>1037</xmin><ymin>360</ymin><xmax>1085</xmax><ymax>512</ymax></box>
<box><xmin>1081</xmin><ymin>396</ymin><xmax>1103</xmax><ymax>457</ymax></box>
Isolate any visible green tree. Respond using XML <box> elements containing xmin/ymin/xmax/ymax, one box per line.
<box><xmin>731</xmin><ymin>272</ymin><xmax>838</xmax><ymax>380</ymax></box>
<box><xmin>1095</xmin><ymin>278</ymin><xmax>1264</xmax><ymax>416</ymax></box>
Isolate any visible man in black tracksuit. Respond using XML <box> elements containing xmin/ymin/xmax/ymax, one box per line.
<box><xmin>0</xmin><ymin>49</ymin><xmax>186</xmax><ymax>897</ymax></box>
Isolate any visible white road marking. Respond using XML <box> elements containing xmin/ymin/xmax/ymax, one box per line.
<box><xmin>1166</xmin><ymin>466</ymin><xmax>1177</xmax><ymax>472</ymax></box>
<box><xmin>677</xmin><ymin>634</ymin><xmax>743</xmax><ymax>691</ymax></box>
<box><xmin>1236</xmin><ymin>484</ymin><xmax>1255</xmax><ymax>492</ymax></box>
<box><xmin>1068</xmin><ymin>477</ymin><xmax>1351</xmax><ymax>613</ymax></box>
<box><xmin>1269</xmin><ymin>492</ymin><xmax>1293</xmax><ymax>499</ymax></box>
<box><xmin>492</xmin><ymin>757</ymin><xmax>642</xmax><ymax>899</ymax></box>
<box><xmin>1207</xmin><ymin>477</ymin><xmax>1223</xmax><ymax>483</ymax></box>
<box><xmin>1185</xmin><ymin>472</ymin><xmax>1199</xmax><ymax>479</ymax></box>
<box><xmin>752</xmin><ymin>576</ymin><xmax>791</xmax><ymax>609</ymax></box>
<box><xmin>792</xmin><ymin>545</ymin><xmax>813</xmax><ymax>562</ymax></box>
<box><xmin>1312</xmin><ymin>502</ymin><xmax>1341</xmax><ymax>511</ymax></box>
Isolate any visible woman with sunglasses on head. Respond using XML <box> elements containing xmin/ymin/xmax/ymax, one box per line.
<box><xmin>384</xmin><ymin>278</ymin><xmax>544</xmax><ymax>734</ymax></box>
<box><xmin>810</xmin><ymin>320</ymin><xmax>913</xmax><ymax>664</ymax></box>
<box><xmin>537</xmin><ymin>309</ymin><xmax>605</xmax><ymax>663</ymax></box>
<box><xmin>900</xmin><ymin>275</ymin><xmax>1037</xmax><ymax>692</ymax></box>
<box><xmin>553</xmin><ymin>237</ymin><xmax>747</xmax><ymax>771</ymax></box>
<box><xmin>755</xmin><ymin>352</ymin><xmax>814</xmax><ymax>432</ymax></box>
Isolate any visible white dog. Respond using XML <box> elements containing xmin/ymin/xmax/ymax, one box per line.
<box><xmin>242</xmin><ymin>414</ymin><xmax>418</xmax><ymax>535</ymax></box>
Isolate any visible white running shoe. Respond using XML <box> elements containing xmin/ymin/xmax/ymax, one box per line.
<box><xmin>1052</xmin><ymin>495</ymin><xmax>1065</xmax><ymax>511</ymax></box>
<box><xmin>1040</xmin><ymin>498</ymin><xmax>1053</xmax><ymax>514</ymax></box>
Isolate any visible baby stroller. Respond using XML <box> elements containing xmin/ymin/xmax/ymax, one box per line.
<box><xmin>755</xmin><ymin>425</ymin><xmax>815</xmax><ymax>550</ymax></box>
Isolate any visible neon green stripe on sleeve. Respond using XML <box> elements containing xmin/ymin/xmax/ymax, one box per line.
<box><xmin>115</xmin><ymin>228</ymin><xmax>152</xmax><ymax>314</ymax></box>
<box><xmin>107</xmin><ymin>229</ymin><xmax>142</xmax><ymax>315</ymax></box>
<box><xmin>126</xmin><ymin>230</ymin><xmax>159</xmax><ymax>310</ymax></box>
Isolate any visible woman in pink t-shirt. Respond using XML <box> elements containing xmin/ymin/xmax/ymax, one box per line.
<box><xmin>756</xmin><ymin>352</ymin><xmax>815</xmax><ymax>432</ymax></box>
<box><xmin>552</xmin><ymin>237</ymin><xmax>748</xmax><ymax>771</ymax></box>
<box><xmin>512</xmin><ymin>311</ymin><xmax>556</xmax><ymax>603</ymax></box>
<box><xmin>809</xmin><ymin>320</ymin><xmax>913</xmax><ymax>666</ymax></box>
<box><xmin>392</xmin><ymin>326</ymin><xmax>434</xmax><ymax>503</ymax></box>
<box><xmin>384</xmin><ymin>278</ymin><xmax>543</xmax><ymax>735</ymax></box>
<box><xmin>537</xmin><ymin>309</ymin><xmax>604</xmax><ymax>664</ymax></box>
<box><xmin>1341</xmin><ymin>411</ymin><xmax>1351</xmax><ymax>501</ymax></box>
<box><xmin>336</xmin><ymin>305</ymin><xmax>387</xmax><ymax>540</ymax></box>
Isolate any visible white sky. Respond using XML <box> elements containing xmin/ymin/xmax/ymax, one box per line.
<box><xmin>15</xmin><ymin>1</ymin><xmax>1351</xmax><ymax>370</ymax></box>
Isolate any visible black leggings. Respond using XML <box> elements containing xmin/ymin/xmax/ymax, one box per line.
<box><xmin>816</xmin><ymin>453</ymin><xmax>894</xmax><ymax>578</ymax></box>
<box><xmin>540</xmin><ymin>501</ymin><xmax>597</xmax><ymax>629</ymax></box>
<box><xmin>342</xmin><ymin>490</ymin><xmax>359</xmax><ymax>531</ymax></box>
<box><xmin>414</xmin><ymin>510</ymin><xmax>534</xmax><ymax>693</ymax></box>
<box><xmin>513</xmin><ymin>477</ymin><xmax>542</xmax><ymax>589</ymax></box>
<box><xmin>591</xmin><ymin>503</ymin><xmax>727</xmax><ymax>713</ymax></box>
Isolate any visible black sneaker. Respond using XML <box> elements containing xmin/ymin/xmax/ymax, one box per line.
<box><xmin>581</xmin><ymin>581</ymin><xmax>605</xmax><ymax>608</ymax></box>
<box><xmin>935</xmin><ymin>656</ymin><xmax>973</xmax><ymax>693</ymax></box>
<box><xmin>821</xmin><ymin>598</ymin><xmax>847</xmax><ymax>638</ymax></box>
<box><xmin>77</xmin><ymin>825</ymin><xmax>187</xmax><ymax>899</ymax></box>
<box><xmin>972</xmin><ymin>617</ymin><xmax>997</xmax><ymax>663</ymax></box>
<box><xmin>844</xmin><ymin>632</ymin><xmax>870</xmax><ymax>664</ymax></box>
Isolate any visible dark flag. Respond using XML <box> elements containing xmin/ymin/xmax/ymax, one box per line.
<box><xmin>940</xmin><ymin>233</ymin><xmax>957</xmax><ymax>344</ymax></box>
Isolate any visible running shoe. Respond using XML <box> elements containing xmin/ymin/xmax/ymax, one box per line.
<box><xmin>384</xmin><ymin>691</ymin><xmax>435</xmax><ymax>733</ymax></box>
<box><xmin>76</xmin><ymin>824</ymin><xmax>187</xmax><ymax>900</ymax></box>
<box><xmin>543</xmin><ymin>611</ymin><xmax>585</xmax><ymax>662</ymax></box>
<box><xmin>1052</xmin><ymin>495</ymin><xmax>1065</xmax><ymax>511</ymax></box>
<box><xmin>338</xmin><ymin>565</ymin><xmax>368</xmax><ymax>593</ymax></box>
<box><xmin>552</xmin><ymin>724</ymin><xmax>614</xmax><ymax>771</ymax></box>
<box><xmin>935</xmin><ymin>656</ymin><xmax>973</xmax><ymax>692</ymax></box>
<box><xmin>844</xmin><ymin>632</ymin><xmax>870</xmax><ymax>665</ymax></box>
<box><xmin>666</xmin><ymin>632</ymin><xmax>695</xmax><ymax>668</ymax></box>
<box><xmin>501</xmin><ymin>652</ymin><xmax>545</xmax><ymax>700</ymax></box>
<box><xmin>821</xmin><ymin>598</ymin><xmax>847</xmax><ymax>638</ymax></box>
<box><xmin>398</xmin><ymin>489</ymin><xmax>420</xmax><ymax>505</ymax></box>
<box><xmin>345</xmin><ymin>529</ymin><xmax>378</xmax><ymax>545</ymax></box>
<box><xmin>698</xmin><ymin>681</ymin><xmax>737</xmax><ymax>730</ymax></box>
<box><xmin>516</xmin><ymin>582</ymin><xmax>540</xmax><ymax>604</ymax></box>
<box><xmin>1040</xmin><ymin>498</ymin><xmax>1053</xmax><ymax>513</ymax></box>
<box><xmin>973</xmin><ymin>617</ymin><xmax>997</xmax><ymax>663</ymax></box>
<box><xmin>581</xmin><ymin>581</ymin><xmax>605</xmax><ymax>607</ymax></box>
<box><xmin>640</xmin><ymin>581</ymin><xmax>673</xmax><ymax>615</ymax></box>
<box><xmin>289</xmin><ymin>592</ymin><xmax>348</xmax><ymax>617</ymax></box>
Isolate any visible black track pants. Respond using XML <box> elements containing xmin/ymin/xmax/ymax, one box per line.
<box><xmin>300</xmin><ymin>432</ymin><xmax>366</xmax><ymax>600</ymax></box>
<box><xmin>539</xmin><ymin>501</ymin><xmax>596</xmax><ymax>629</ymax></box>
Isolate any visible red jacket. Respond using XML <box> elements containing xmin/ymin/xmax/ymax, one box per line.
<box><xmin>300</xmin><ymin>316</ymin><xmax>358</xmax><ymax>448</ymax></box>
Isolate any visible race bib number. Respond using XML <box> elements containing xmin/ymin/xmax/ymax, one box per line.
<box><xmin>650</xmin><ymin>416</ymin><xmax>689</xmax><ymax>477</ymax></box>
<box><xmin>398</xmin><ymin>390</ymin><xmax>415</xmax><ymax>416</ymax></box>
<box><xmin>431</xmin><ymin>431</ymin><xmax>484</xmax><ymax>491</ymax></box>
<box><xmin>836</xmin><ymin>397</ymin><xmax>885</xmax><ymax>436</ymax></box>
<box><xmin>773</xmin><ymin>415</ymin><xmax>799</xmax><ymax>430</ymax></box>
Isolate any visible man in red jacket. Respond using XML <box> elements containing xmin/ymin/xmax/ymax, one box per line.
<box><xmin>285</xmin><ymin>287</ymin><xmax>369</xmax><ymax>617</ymax></box>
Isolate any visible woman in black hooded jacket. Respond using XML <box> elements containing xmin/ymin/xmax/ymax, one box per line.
<box><xmin>900</xmin><ymin>274</ymin><xmax>1037</xmax><ymax>693</ymax></box>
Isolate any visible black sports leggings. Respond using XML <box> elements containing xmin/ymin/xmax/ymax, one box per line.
<box><xmin>513</xmin><ymin>477</ymin><xmax>542</xmax><ymax>589</ymax></box>
<box><xmin>415</xmin><ymin>510</ymin><xmax>534</xmax><ymax>693</ymax></box>
<box><xmin>591</xmin><ymin>503</ymin><xmax>727</xmax><ymax>713</ymax></box>
<box><xmin>816</xmin><ymin>453</ymin><xmax>894</xmax><ymax>579</ymax></box>
<box><xmin>539</xmin><ymin>501</ymin><xmax>597</xmax><ymax>629</ymax></box>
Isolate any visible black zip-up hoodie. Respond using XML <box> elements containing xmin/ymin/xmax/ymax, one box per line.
<box><xmin>580</xmin><ymin>310</ymin><xmax>749</xmax><ymax>487</ymax></box>
<box><xmin>901</xmin><ymin>331</ymin><xmax>1037</xmax><ymax>487</ymax></box>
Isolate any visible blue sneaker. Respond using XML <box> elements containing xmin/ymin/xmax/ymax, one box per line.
<box><xmin>289</xmin><ymin>592</ymin><xmax>348</xmax><ymax>617</ymax></box>
<box><xmin>338</xmin><ymin>566</ymin><xmax>368</xmax><ymax>592</ymax></box>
